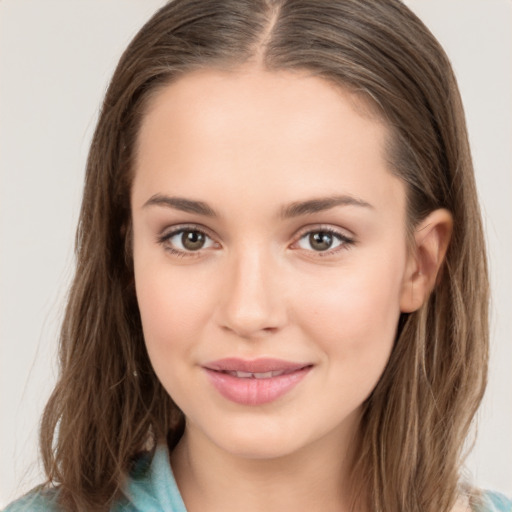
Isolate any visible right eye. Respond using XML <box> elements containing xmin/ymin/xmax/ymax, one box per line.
<box><xmin>158</xmin><ymin>227</ymin><xmax>217</xmax><ymax>256</ymax></box>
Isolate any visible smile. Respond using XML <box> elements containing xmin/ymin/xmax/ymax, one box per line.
<box><xmin>223</xmin><ymin>369</ymin><xmax>296</xmax><ymax>378</ymax></box>
<box><xmin>203</xmin><ymin>358</ymin><xmax>313</xmax><ymax>405</ymax></box>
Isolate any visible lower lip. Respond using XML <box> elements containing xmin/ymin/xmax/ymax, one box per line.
<box><xmin>203</xmin><ymin>367</ymin><xmax>312</xmax><ymax>406</ymax></box>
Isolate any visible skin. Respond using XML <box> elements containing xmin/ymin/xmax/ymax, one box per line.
<box><xmin>131</xmin><ymin>66</ymin><xmax>452</xmax><ymax>512</ymax></box>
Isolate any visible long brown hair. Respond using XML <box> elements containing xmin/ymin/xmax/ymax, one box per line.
<box><xmin>40</xmin><ymin>1</ymin><xmax>489</xmax><ymax>510</ymax></box>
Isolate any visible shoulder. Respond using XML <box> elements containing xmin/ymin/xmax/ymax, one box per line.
<box><xmin>2</xmin><ymin>487</ymin><xmax>60</xmax><ymax>512</ymax></box>
<box><xmin>474</xmin><ymin>491</ymin><xmax>512</xmax><ymax>512</ymax></box>
<box><xmin>2</xmin><ymin>445</ymin><xmax>184</xmax><ymax>512</ymax></box>
<box><xmin>453</xmin><ymin>490</ymin><xmax>512</xmax><ymax>512</ymax></box>
<box><xmin>452</xmin><ymin>486</ymin><xmax>512</xmax><ymax>512</ymax></box>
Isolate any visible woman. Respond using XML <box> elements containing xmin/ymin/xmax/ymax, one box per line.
<box><xmin>4</xmin><ymin>1</ymin><xmax>510</xmax><ymax>511</ymax></box>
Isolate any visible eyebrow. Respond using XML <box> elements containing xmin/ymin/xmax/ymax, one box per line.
<box><xmin>142</xmin><ymin>193</ymin><xmax>373</xmax><ymax>218</ymax></box>
<box><xmin>280</xmin><ymin>195</ymin><xmax>373</xmax><ymax>218</ymax></box>
<box><xmin>143</xmin><ymin>194</ymin><xmax>217</xmax><ymax>216</ymax></box>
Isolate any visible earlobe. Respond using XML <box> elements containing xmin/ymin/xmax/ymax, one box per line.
<box><xmin>400</xmin><ymin>209</ymin><xmax>453</xmax><ymax>313</ymax></box>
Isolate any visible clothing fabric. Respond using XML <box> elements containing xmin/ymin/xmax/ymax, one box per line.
<box><xmin>476</xmin><ymin>493</ymin><xmax>512</xmax><ymax>512</ymax></box>
<box><xmin>3</xmin><ymin>444</ymin><xmax>511</xmax><ymax>511</ymax></box>
<box><xmin>2</xmin><ymin>445</ymin><xmax>186</xmax><ymax>512</ymax></box>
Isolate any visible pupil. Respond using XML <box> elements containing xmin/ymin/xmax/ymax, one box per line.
<box><xmin>182</xmin><ymin>231</ymin><xmax>205</xmax><ymax>250</ymax></box>
<box><xmin>309</xmin><ymin>232</ymin><xmax>333</xmax><ymax>251</ymax></box>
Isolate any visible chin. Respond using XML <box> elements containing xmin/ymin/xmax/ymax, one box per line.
<box><xmin>217</xmin><ymin>435</ymin><xmax>302</xmax><ymax>461</ymax></box>
<box><xmin>196</xmin><ymin>415</ymin><xmax>325</xmax><ymax>462</ymax></box>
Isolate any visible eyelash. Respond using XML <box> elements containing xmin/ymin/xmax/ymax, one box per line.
<box><xmin>157</xmin><ymin>224</ymin><xmax>216</xmax><ymax>259</ymax></box>
<box><xmin>293</xmin><ymin>226</ymin><xmax>355</xmax><ymax>257</ymax></box>
<box><xmin>157</xmin><ymin>224</ymin><xmax>355</xmax><ymax>258</ymax></box>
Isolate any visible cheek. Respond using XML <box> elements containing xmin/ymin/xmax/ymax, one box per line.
<box><xmin>136</xmin><ymin>269</ymin><xmax>208</xmax><ymax>339</ymax></box>
<box><xmin>133</xmin><ymin>254</ymin><xmax>217</xmax><ymax>371</ymax></box>
<box><xmin>294</xmin><ymin>252</ymin><xmax>406</xmax><ymax>362</ymax></box>
<box><xmin>134</xmin><ymin>264</ymin><xmax>221</xmax><ymax>405</ymax></box>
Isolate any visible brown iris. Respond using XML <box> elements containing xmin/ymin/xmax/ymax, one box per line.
<box><xmin>181</xmin><ymin>230</ymin><xmax>206</xmax><ymax>250</ymax></box>
<box><xmin>309</xmin><ymin>231</ymin><xmax>334</xmax><ymax>251</ymax></box>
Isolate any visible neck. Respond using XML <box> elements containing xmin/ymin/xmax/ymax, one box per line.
<box><xmin>170</xmin><ymin>418</ymin><xmax>363</xmax><ymax>512</ymax></box>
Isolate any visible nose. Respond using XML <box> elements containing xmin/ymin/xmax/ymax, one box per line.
<box><xmin>216</xmin><ymin>246</ymin><xmax>287</xmax><ymax>339</ymax></box>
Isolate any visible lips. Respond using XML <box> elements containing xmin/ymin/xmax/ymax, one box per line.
<box><xmin>222</xmin><ymin>369</ymin><xmax>291</xmax><ymax>379</ymax></box>
<box><xmin>203</xmin><ymin>358</ymin><xmax>312</xmax><ymax>405</ymax></box>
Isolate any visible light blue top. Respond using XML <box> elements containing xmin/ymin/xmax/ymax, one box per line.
<box><xmin>2</xmin><ymin>445</ymin><xmax>186</xmax><ymax>512</ymax></box>
<box><xmin>477</xmin><ymin>493</ymin><xmax>512</xmax><ymax>512</ymax></box>
<box><xmin>3</xmin><ymin>444</ymin><xmax>511</xmax><ymax>511</ymax></box>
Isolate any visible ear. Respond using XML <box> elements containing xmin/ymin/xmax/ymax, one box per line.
<box><xmin>400</xmin><ymin>209</ymin><xmax>453</xmax><ymax>313</ymax></box>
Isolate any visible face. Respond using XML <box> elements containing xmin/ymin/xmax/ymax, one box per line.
<box><xmin>131</xmin><ymin>67</ymin><xmax>413</xmax><ymax>460</ymax></box>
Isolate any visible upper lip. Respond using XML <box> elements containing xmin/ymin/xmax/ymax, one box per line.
<box><xmin>203</xmin><ymin>358</ymin><xmax>311</xmax><ymax>373</ymax></box>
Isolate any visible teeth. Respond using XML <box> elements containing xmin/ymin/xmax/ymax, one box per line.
<box><xmin>236</xmin><ymin>371</ymin><xmax>254</xmax><ymax>378</ymax></box>
<box><xmin>253</xmin><ymin>371</ymin><xmax>273</xmax><ymax>378</ymax></box>
<box><xmin>229</xmin><ymin>370</ymin><xmax>287</xmax><ymax>379</ymax></box>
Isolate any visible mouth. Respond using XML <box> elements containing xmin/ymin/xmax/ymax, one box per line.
<box><xmin>202</xmin><ymin>358</ymin><xmax>313</xmax><ymax>405</ymax></box>
<box><xmin>216</xmin><ymin>368</ymin><xmax>301</xmax><ymax>379</ymax></box>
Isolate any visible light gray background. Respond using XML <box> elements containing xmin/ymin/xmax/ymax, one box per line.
<box><xmin>1</xmin><ymin>0</ymin><xmax>511</xmax><ymax>506</ymax></box>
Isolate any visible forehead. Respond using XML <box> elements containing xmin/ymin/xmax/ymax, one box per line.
<box><xmin>133</xmin><ymin>66</ymin><xmax>404</xmax><ymax>215</ymax></box>
<box><xmin>140</xmin><ymin>66</ymin><xmax>383</xmax><ymax>145</ymax></box>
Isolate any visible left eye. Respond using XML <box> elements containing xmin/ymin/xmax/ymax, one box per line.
<box><xmin>296</xmin><ymin>230</ymin><xmax>348</xmax><ymax>252</ymax></box>
<box><xmin>165</xmin><ymin>229</ymin><xmax>216</xmax><ymax>252</ymax></box>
